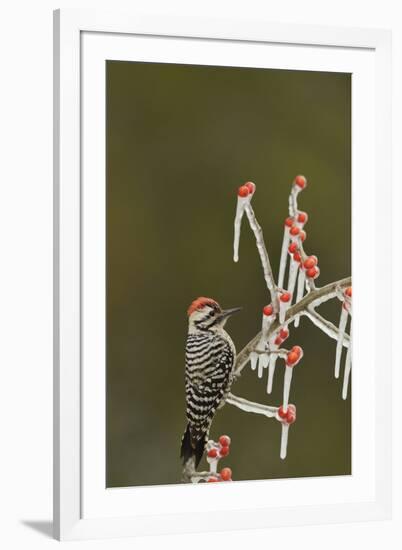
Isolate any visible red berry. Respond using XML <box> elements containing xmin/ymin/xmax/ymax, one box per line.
<box><xmin>293</xmin><ymin>251</ymin><xmax>302</xmax><ymax>263</ymax></box>
<box><xmin>219</xmin><ymin>446</ymin><xmax>230</xmax><ymax>457</ymax></box>
<box><xmin>284</xmin><ymin>216</ymin><xmax>294</xmax><ymax>227</ymax></box>
<box><xmin>290</xmin><ymin>226</ymin><xmax>300</xmax><ymax>236</ymax></box>
<box><xmin>278</xmin><ymin>405</ymin><xmax>287</xmax><ymax>419</ymax></box>
<box><xmin>299</xmin><ymin>230</ymin><xmax>306</xmax><ymax>242</ymax></box>
<box><xmin>286</xmin><ymin>351</ymin><xmax>299</xmax><ymax>366</ymax></box>
<box><xmin>220</xmin><ymin>467</ymin><xmax>232</xmax><ymax>481</ymax></box>
<box><xmin>288</xmin><ymin>242</ymin><xmax>298</xmax><ymax>254</ymax></box>
<box><xmin>306</xmin><ymin>266</ymin><xmax>320</xmax><ymax>279</ymax></box>
<box><xmin>219</xmin><ymin>435</ymin><xmax>231</xmax><ymax>447</ymax></box>
<box><xmin>345</xmin><ymin>287</ymin><xmax>352</xmax><ymax>298</ymax></box>
<box><xmin>297</xmin><ymin>212</ymin><xmax>308</xmax><ymax>224</ymax></box>
<box><xmin>207</xmin><ymin>476</ymin><xmax>219</xmax><ymax>482</ymax></box>
<box><xmin>286</xmin><ymin>412</ymin><xmax>296</xmax><ymax>425</ymax></box>
<box><xmin>207</xmin><ymin>448</ymin><xmax>218</xmax><ymax>458</ymax></box>
<box><xmin>238</xmin><ymin>185</ymin><xmax>250</xmax><ymax>197</ymax></box>
<box><xmin>274</xmin><ymin>336</ymin><xmax>282</xmax><ymax>346</ymax></box>
<box><xmin>263</xmin><ymin>304</ymin><xmax>273</xmax><ymax>317</ymax></box>
<box><xmin>291</xmin><ymin>345</ymin><xmax>302</xmax><ymax>357</ymax></box>
<box><xmin>244</xmin><ymin>181</ymin><xmax>256</xmax><ymax>194</ymax></box>
<box><xmin>280</xmin><ymin>292</ymin><xmax>291</xmax><ymax>303</ymax></box>
<box><xmin>279</xmin><ymin>328</ymin><xmax>289</xmax><ymax>340</ymax></box>
<box><xmin>304</xmin><ymin>256</ymin><xmax>317</xmax><ymax>269</ymax></box>
<box><xmin>294</xmin><ymin>175</ymin><xmax>307</xmax><ymax>189</ymax></box>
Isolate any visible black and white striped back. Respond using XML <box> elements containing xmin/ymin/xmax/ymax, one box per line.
<box><xmin>181</xmin><ymin>329</ymin><xmax>235</xmax><ymax>466</ymax></box>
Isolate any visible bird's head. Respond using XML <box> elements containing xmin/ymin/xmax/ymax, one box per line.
<box><xmin>187</xmin><ymin>297</ymin><xmax>241</xmax><ymax>331</ymax></box>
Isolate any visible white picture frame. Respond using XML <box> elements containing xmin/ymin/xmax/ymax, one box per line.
<box><xmin>53</xmin><ymin>8</ymin><xmax>392</xmax><ymax>541</ymax></box>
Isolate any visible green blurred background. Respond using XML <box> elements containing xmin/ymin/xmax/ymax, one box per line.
<box><xmin>106</xmin><ymin>61</ymin><xmax>351</xmax><ymax>487</ymax></box>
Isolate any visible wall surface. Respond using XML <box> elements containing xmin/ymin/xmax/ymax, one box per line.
<box><xmin>0</xmin><ymin>0</ymin><xmax>400</xmax><ymax>549</ymax></box>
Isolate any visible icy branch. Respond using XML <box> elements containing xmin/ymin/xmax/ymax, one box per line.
<box><xmin>182</xmin><ymin>175</ymin><xmax>352</xmax><ymax>481</ymax></box>
<box><xmin>334</xmin><ymin>306</ymin><xmax>349</xmax><ymax>378</ymax></box>
<box><xmin>244</xmin><ymin>202</ymin><xmax>278</xmax><ymax>308</ymax></box>
<box><xmin>342</xmin><ymin>325</ymin><xmax>352</xmax><ymax>400</ymax></box>
<box><xmin>183</xmin><ymin>435</ymin><xmax>233</xmax><ymax>483</ymax></box>
<box><xmin>233</xmin><ymin>183</ymin><xmax>279</xmax><ymax>311</ymax></box>
<box><xmin>305</xmin><ymin>307</ymin><xmax>350</xmax><ymax>347</ymax></box>
<box><xmin>233</xmin><ymin>196</ymin><xmax>248</xmax><ymax>262</ymax></box>
<box><xmin>226</xmin><ymin>393</ymin><xmax>278</xmax><ymax>418</ymax></box>
<box><xmin>233</xmin><ymin>276</ymin><xmax>351</xmax><ymax>377</ymax></box>
<box><xmin>288</xmin><ymin>185</ymin><xmax>300</xmax><ymax>218</ymax></box>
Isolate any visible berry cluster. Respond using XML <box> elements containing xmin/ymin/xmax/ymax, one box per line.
<box><xmin>207</xmin><ymin>467</ymin><xmax>232</xmax><ymax>482</ymax></box>
<box><xmin>286</xmin><ymin>230</ymin><xmax>320</xmax><ymax>280</ymax></box>
<box><xmin>286</xmin><ymin>345</ymin><xmax>303</xmax><ymax>366</ymax></box>
<box><xmin>303</xmin><ymin>255</ymin><xmax>320</xmax><ymax>280</ymax></box>
<box><xmin>206</xmin><ymin>435</ymin><xmax>233</xmax><ymax>482</ymax></box>
<box><xmin>207</xmin><ymin>434</ymin><xmax>231</xmax><ymax>459</ymax></box>
<box><xmin>282</xmin><ymin>176</ymin><xmax>321</xmax><ymax>283</ymax></box>
<box><xmin>237</xmin><ymin>181</ymin><xmax>256</xmax><ymax>198</ymax></box>
<box><xmin>278</xmin><ymin>403</ymin><xmax>297</xmax><ymax>425</ymax></box>
<box><xmin>274</xmin><ymin>327</ymin><xmax>289</xmax><ymax>346</ymax></box>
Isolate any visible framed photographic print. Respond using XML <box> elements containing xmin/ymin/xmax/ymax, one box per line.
<box><xmin>53</xmin><ymin>9</ymin><xmax>392</xmax><ymax>540</ymax></box>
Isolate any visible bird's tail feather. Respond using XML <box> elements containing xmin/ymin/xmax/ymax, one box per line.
<box><xmin>180</xmin><ymin>424</ymin><xmax>206</xmax><ymax>468</ymax></box>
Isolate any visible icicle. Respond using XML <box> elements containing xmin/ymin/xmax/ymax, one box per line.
<box><xmin>334</xmin><ymin>306</ymin><xmax>348</xmax><ymax>379</ymax></box>
<box><xmin>254</xmin><ymin>309</ymin><xmax>273</xmax><ymax>377</ymax></box>
<box><xmin>233</xmin><ymin>195</ymin><xmax>248</xmax><ymax>262</ymax></box>
<box><xmin>278</xmin><ymin>222</ymin><xmax>291</xmax><ymax>288</ymax></box>
<box><xmin>261</xmin><ymin>306</ymin><xmax>274</xmax><ymax>339</ymax></box>
<box><xmin>266</xmin><ymin>353</ymin><xmax>277</xmax><ymax>394</ymax></box>
<box><xmin>250</xmin><ymin>351</ymin><xmax>258</xmax><ymax>371</ymax></box>
<box><xmin>278</xmin><ymin>403</ymin><xmax>296</xmax><ymax>459</ymax></box>
<box><xmin>282</xmin><ymin>366</ymin><xmax>294</xmax><ymax>411</ymax></box>
<box><xmin>257</xmin><ymin>356</ymin><xmax>264</xmax><ymax>378</ymax></box>
<box><xmin>258</xmin><ymin>353</ymin><xmax>269</xmax><ymax>378</ymax></box>
<box><xmin>209</xmin><ymin>458</ymin><xmax>218</xmax><ymax>474</ymax></box>
<box><xmin>342</xmin><ymin>326</ymin><xmax>352</xmax><ymax>400</ymax></box>
<box><xmin>279</xmin><ymin>292</ymin><xmax>291</xmax><ymax>324</ymax></box>
<box><xmin>294</xmin><ymin>269</ymin><xmax>305</xmax><ymax>327</ymax></box>
<box><xmin>206</xmin><ymin>440</ymin><xmax>220</xmax><ymax>474</ymax></box>
<box><xmin>280</xmin><ymin>424</ymin><xmax>289</xmax><ymax>459</ymax></box>
<box><xmin>287</xmin><ymin>259</ymin><xmax>299</xmax><ymax>304</ymax></box>
<box><xmin>266</xmin><ymin>332</ymin><xmax>280</xmax><ymax>394</ymax></box>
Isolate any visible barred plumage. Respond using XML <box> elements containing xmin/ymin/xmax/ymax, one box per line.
<box><xmin>180</xmin><ymin>297</ymin><xmax>240</xmax><ymax>467</ymax></box>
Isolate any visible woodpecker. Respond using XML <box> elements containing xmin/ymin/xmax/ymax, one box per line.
<box><xmin>180</xmin><ymin>297</ymin><xmax>241</xmax><ymax>468</ymax></box>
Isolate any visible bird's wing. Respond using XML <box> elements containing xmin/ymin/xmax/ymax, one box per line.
<box><xmin>185</xmin><ymin>334</ymin><xmax>234</xmax><ymax>439</ymax></box>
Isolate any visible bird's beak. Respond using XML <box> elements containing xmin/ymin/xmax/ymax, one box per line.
<box><xmin>218</xmin><ymin>307</ymin><xmax>242</xmax><ymax>321</ymax></box>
